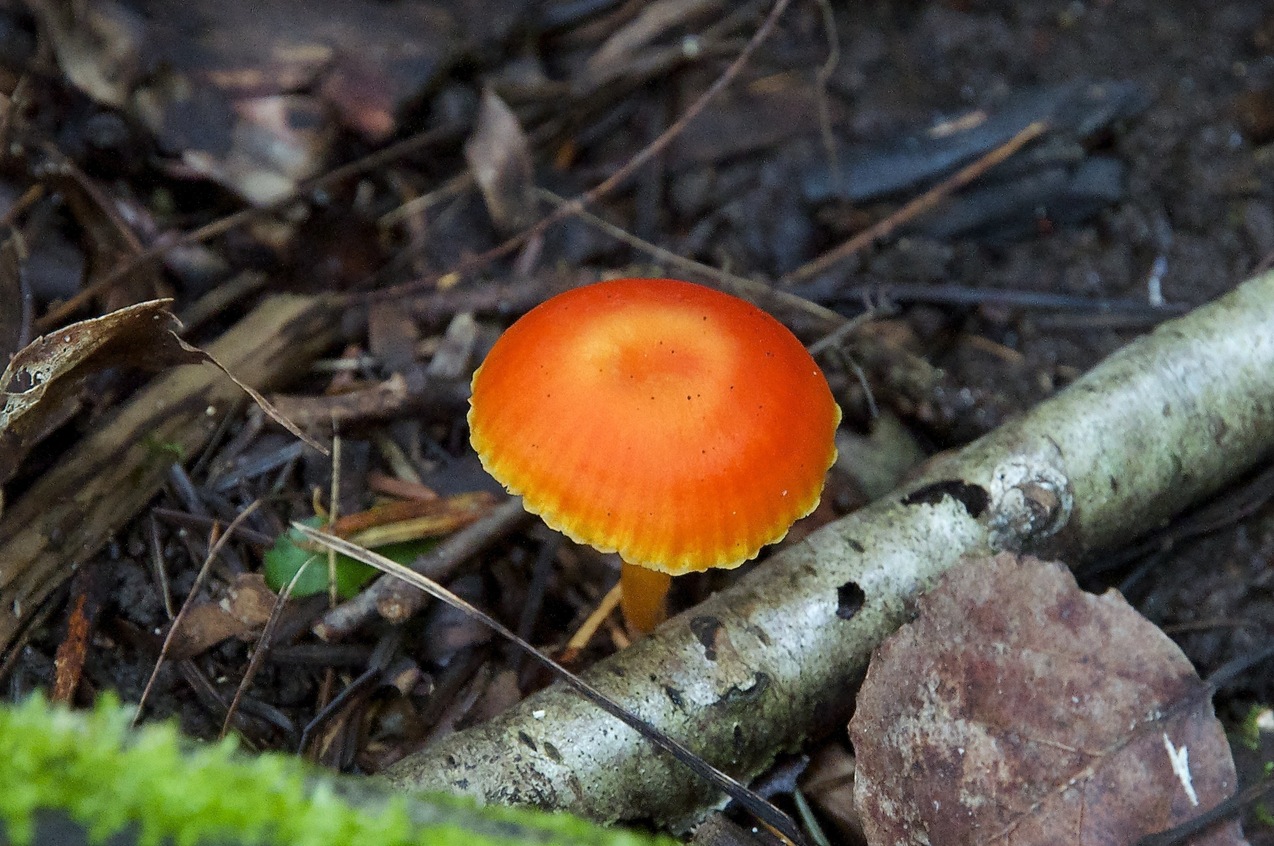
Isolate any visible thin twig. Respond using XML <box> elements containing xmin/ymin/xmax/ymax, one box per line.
<box><xmin>840</xmin><ymin>281</ymin><xmax>1187</xmax><ymax>315</ymax></box>
<box><xmin>812</xmin><ymin>0</ymin><xmax>842</xmax><ymax>189</ymax></box>
<box><xmin>366</xmin><ymin>0</ymin><xmax>797</xmax><ymax>303</ymax></box>
<box><xmin>35</xmin><ymin>122</ymin><xmax>462</xmax><ymax>331</ymax></box>
<box><xmin>220</xmin><ymin>553</ymin><xmax>313</xmax><ymax>740</ymax></box>
<box><xmin>133</xmin><ymin>500</ymin><xmax>261</xmax><ymax>727</ymax></box>
<box><xmin>560</xmin><ymin>581</ymin><xmax>623</xmax><ymax>664</ymax></box>
<box><xmin>298</xmin><ymin>629</ymin><xmax>402</xmax><ymax>757</ymax></box>
<box><xmin>782</xmin><ymin>120</ymin><xmax>1048</xmax><ymax>284</ymax></box>
<box><xmin>147</xmin><ymin>513</ymin><xmax>174</xmax><ymax>620</ymax></box>
<box><xmin>1136</xmin><ymin>776</ymin><xmax>1274</xmax><ymax>846</ymax></box>
<box><xmin>1126</xmin><ymin>641</ymin><xmax>1274</xmax><ymax>846</ymax></box>
<box><xmin>534</xmin><ymin>187</ymin><xmax>844</xmax><ymax>334</ymax></box>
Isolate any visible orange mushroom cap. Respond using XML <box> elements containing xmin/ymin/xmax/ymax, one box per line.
<box><xmin>468</xmin><ymin>278</ymin><xmax>841</xmax><ymax>575</ymax></box>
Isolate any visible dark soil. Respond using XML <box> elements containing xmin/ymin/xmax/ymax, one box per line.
<box><xmin>2</xmin><ymin>0</ymin><xmax>1273</xmax><ymax>843</ymax></box>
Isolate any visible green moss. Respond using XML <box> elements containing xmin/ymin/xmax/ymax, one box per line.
<box><xmin>0</xmin><ymin>695</ymin><xmax>671</xmax><ymax>846</ymax></box>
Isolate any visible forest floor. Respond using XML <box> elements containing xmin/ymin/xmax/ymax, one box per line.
<box><xmin>1</xmin><ymin>0</ymin><xmax>1273</xmax><ymax>843</ymax></box>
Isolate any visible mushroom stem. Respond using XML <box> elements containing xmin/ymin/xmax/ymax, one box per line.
<box><xmin>619</xmin><ymin>561</ymin><xmax>672</xmax><ymax>635</ymax></box>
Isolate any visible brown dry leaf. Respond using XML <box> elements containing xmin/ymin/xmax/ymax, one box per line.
<box><xmin>849</xmin><ymin>553</ymin><xmax>1246</xmax><ymax>846</ymax></box>
<box><xmin>140</xmin><ymin>0</ymin><xmax>530</xmax><ymax>201</ymax></box>
<box><xmin>168</xmin><ymin>573</ymin><xmax>276</xmax><ymax>659</ymax></box>
<box><xmin>27</xmin><ymin>0</ymin><xmax>146</xmax><ymax>107</ymax></box>
<box><xmin>0</xmin><ymin>300</ymin><xmax>203</xmax><ymax>489</ymax></box>
<box><xmin>148</xmin><ymin>0</ymin><xmax>462</xmax><ymax>135</ymax></box>
<box><xmin>463</xmin><ymin>89</ymin><xmax>536</xmax><ymax>233</ymax></box>
<box><xmin>803</xmin><ymin>744</ymin><xmax>865</xmax><ymax>844</ymax></box>
<box><xmin>184</xmin><ymin>94</ymin><xmax>334</xmax><ymax>206</ymax></box>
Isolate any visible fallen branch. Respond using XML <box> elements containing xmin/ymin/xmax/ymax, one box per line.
<box><xmin>383</xmin><ymin>270</ymin><xmax>1274</xmax><ymax>830</ymax></box>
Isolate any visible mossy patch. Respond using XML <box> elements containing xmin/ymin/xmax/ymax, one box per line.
<box><xmin>0</xmin><ymin>695</ymin><xmax>670</xmax><ymax>846</ymax></box>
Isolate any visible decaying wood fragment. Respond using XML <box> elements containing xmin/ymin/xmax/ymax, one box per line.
<box><xmin>0</xmin><ymin>294</ymin><xmax>336</xmax><ymax>652</ymax></box>
<box><xmin>384</xmin><ymin>270</ymin><xmax>1274</xmax><ymax>831</ymax></box>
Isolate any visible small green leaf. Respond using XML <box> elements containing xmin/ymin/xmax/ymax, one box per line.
<box><xmin>263</xmin><ymin>517</ymin><xmax>435</xmax><ymax>599</ymax></box>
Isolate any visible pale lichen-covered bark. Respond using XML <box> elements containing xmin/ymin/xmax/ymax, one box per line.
<box><xmin>383</xmin><ymin>270</ymin><xmax>1274</xmax><ymax>830</ymax></box>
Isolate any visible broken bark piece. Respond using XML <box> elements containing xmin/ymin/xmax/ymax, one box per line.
<box><xmin>38</xmin><ymin>0</ymin><xmax>527</xmax><ymax>202</ymax></box>
<box><xmin>266</xmin><ymin>372</ymin><xmax>471</xmax><ymax>431</ymax></box>
<box><xmin>800</xmin><ymin>81</ymin><xmax>1149</xmax><ymax>204</ymax></box>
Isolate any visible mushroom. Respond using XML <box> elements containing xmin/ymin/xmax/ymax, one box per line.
<box><xmin>468</xmin><ymin>278</ymin><xmax>840</xmax><ymax>634</ymax></box>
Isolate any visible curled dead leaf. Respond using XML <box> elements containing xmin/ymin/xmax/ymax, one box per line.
<box><xmin>0</xmin><ymin>300</ymin><xmax>203</xmax><ymax>490</ymax></box>
<box><xmin>0</xmin><ymin>299</ymin><xmax>326</xmax><ymax>503</ymax></box>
